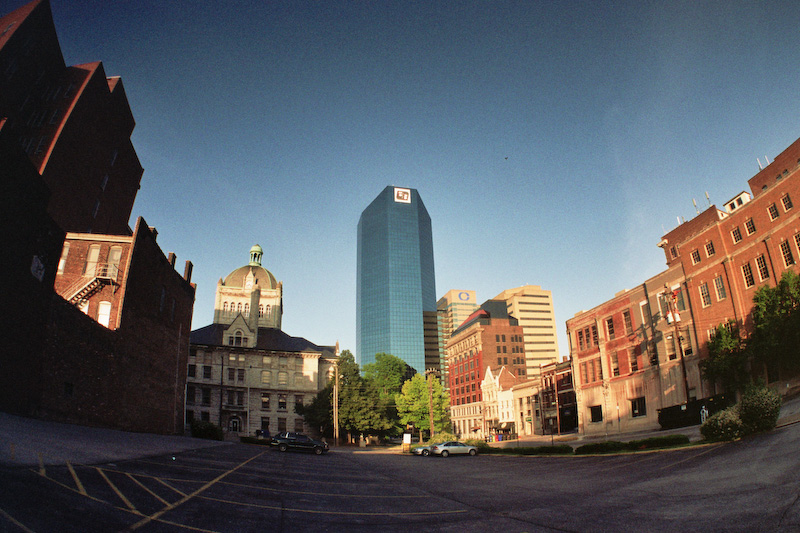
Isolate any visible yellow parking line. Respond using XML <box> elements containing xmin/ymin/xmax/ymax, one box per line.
<box><xmin>217</xmin><ymin>479</ymin><xmax>426</xmax><ymax>498</ymax></box>
<box><xmin>658</xmin><ymin>444</ymin><xmax>721</xmax><ymax>470</ymax></box>
<box><xmin>197</xmin><ymin>494</ymin><xmax>468</xmax><ymax>517</ymax></box>
<box><xmin>0</xmin><ymin>506</ymin><xmax>35</xmax><ymax>533</ymax></box>
<box><xmin>127</xmin><ymin>451</ymin><xmax>267</xmax><ymax>531</ymax></box>
<box><xmin>156</xmin><ymin>477</ymin><xmax>188</xmax><ymax>498</ymax></box>
<box><xmin>126</xmin><ymin>473</ymin><xmax>170</xmax><ymax>505</ymax></box>
<box><xmin>96</xmin><ymin>467</ymin><xmax>137</xmax><ymax>512</ymax></box>
<box><xmin>67</xmin><ymin>462</ymin><xmax>87</xmax><ymax>495</ymax></box>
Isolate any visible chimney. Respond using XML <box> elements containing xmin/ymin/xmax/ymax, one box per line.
<box><xmin>184</xmin><ymin>260</ymin><xmax>193</xmax><ymax>283</ymax></box>
<box><xmin>168</xmin><ymin>252</ymin><xmax>176</xmax><ymax>267</ymax></box>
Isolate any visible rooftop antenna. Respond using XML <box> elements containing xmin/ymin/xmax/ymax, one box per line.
<box><xmin>705</xmin><ymin>191</ymin><xmax>711</xmax><ymax>207</ymax></box>
<box><xmin>765</xmin><ymin>155</ymin><xmax>770</xmax><ymax>165</ymax></box>
<box><xmin>677</xmin><ymin>216</ymin><xmax>681</xmax><ymax>225</ymax></box>
<box><xmin>757</xmin><ymin>157</ymin><xmax>763</xmax><ymax>170</ymax></box>
<box><xmin>692</xmin><ymin>198</ymin><xmax>700</xmax><ymax>215</ymax></box>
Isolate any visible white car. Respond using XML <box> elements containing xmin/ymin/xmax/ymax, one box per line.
<box><xmin>430</xmin><ymin>441</ymin><xmax>478</xmax><ymax>457</ymax></box>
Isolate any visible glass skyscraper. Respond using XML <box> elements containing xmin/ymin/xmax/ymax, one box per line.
<box><xmin>357</xmin><ymin>186</ymin><xmax>437</xmax><ymax>375</ymax></box>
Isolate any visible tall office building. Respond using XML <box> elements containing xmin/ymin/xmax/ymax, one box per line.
<box><xmin>357</xmin><ymin>186</ymin><xmax>437</xmax><ymax>375</ymax></box>
<box><xmin>494</xmin><ymin>285</ymin><xmax>560</xmax><ymax>378</ymax></box>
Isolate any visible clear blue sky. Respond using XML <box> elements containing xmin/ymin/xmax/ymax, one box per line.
<box><xmin>27</xmin><ymin>0</ymin><xmax>800</xmax><ymax>356</ymax></box>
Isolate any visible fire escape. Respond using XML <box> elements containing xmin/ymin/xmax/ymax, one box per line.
<box><xmin>63</xmin><ymin>263</ymin><xmax>120</xmax><ymax>305</ymax></box>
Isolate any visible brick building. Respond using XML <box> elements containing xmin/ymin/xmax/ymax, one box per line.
<box><xmin>46</xmin><ymin>217</ymin><xmax>195</xmax><ymax>432</ymax></box>
<box><xmin>1</xmin><ymin>0</ymin><xmax>197</xmax><ymax>434</ymax></box>
<box><xmin>0</xmin><ymin>0</ymin><xmax>143</xmax><ymax>235</ymax></box>
<box><xmin>446</xmin><ymin>300</ymin><xmax>527</xmax><ymax>438</ymax></box>
<box><xmin>568</xmin><ymin>135</ymin><xmax>800</xmax><ymax>436</ymax></box>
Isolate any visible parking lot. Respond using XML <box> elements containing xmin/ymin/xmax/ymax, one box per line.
<box><xmin>2</xmin><ymin>419</ymin><xmax>800</xmax><ymax>532</ymax></box>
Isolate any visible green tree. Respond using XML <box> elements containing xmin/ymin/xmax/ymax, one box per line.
<box><xmin>295</xmin><ymin>381</ymin><xmax>333</xmax><ymax>437</ymax></box>
<box><xmin>336</xmin><ymin>350</ymin><xmax>393</xmax><ymax>439</ymax></box>
<box><xmin>362</xmin><ymin>353</ymin><xmax>414</xmax><ymax>434</ymax></box>
<box><xmin>699</xmin><ymin>321</ymin><xmax>749</xmax><ymax>394</ymax></box>
<box><xmin>395</xmin><ymin>373</ymin><xmax>450</xmax><ymax>441</ymax></box>
<box><xmin>749</xmin><ymin>270</ymin><xmax>800</xmax><ymax>375</ymax></box>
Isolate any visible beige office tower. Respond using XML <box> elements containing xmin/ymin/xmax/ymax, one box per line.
<box><xmin>494</xmin><ymin>285</ymin><xmax>559</xmax><ymax>378</ymax></box>
<box><xmin>437</xmin><ymin>290</ymin><xmax>478</xmax><ymax>387</ymax></box>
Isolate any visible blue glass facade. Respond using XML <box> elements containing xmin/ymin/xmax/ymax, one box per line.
<box><xmin>357</xmin><ymin>186</ymin><xmax>436</xmax><ymax>375</ymax></box>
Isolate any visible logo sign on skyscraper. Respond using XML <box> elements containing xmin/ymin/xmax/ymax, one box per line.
<box><xmin>394</xmin><ymin>187</ymin><xmax>411</xmax><ymax>203</ymax></box>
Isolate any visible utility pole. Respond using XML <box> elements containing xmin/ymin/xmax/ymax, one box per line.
<box><xmin>426</xmin><ymin>369</ymin><xmax>435</xmax><ymax>440</ymax></box>
<box><xmin>665</xmin><ymin>283</ymin><xmax>691</xmax><ymax>404</ymax></box>
<box><xmin>333</xmin><ymin>361</ymin><xmax>339</xmax><ymax>446</ymax></box>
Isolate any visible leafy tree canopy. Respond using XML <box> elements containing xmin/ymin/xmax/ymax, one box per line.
<box><xmin>395</xmin><ymin>373</ymin><xmax>450</xmax><ymax>437</ymax></box>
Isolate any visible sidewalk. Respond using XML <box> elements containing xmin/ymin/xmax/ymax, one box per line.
<box><xmin>492</xmin><ymin>394</ymin><xmax>800</xmax><ymax>450</ymax></box>
<box><xmin>0</xmin><ymin>412</ymin><xmax>227</xmax><ymax>467</ymax></box>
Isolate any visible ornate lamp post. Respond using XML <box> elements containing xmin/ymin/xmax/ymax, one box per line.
<box><xmin>665</xmin><ymin>283</ymin><xmax>691</xmax><ymax>404</ymax></box>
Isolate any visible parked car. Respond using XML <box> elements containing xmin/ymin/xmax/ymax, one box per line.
<box><xmin>271</xmin><ymin>432</ymin><xmax>329</xmax><ymax>455</ymax></box>
<box><xmin>430</xmin><ymin>441</ymin><xmax>478</xmax><ymax>457</ymax></box>
<box><xmin>412</xmin><ymin>445</ymin><xmax>432</xmax><ymax>456</ymax></box>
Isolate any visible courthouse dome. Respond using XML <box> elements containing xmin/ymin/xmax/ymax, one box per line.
<box><xmin>222</xmin><ymin>244</ymin><xmax>278</xmax><ymax>289</ymax></box>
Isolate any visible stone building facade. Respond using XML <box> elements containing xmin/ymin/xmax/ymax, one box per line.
<box><xmin>187</xmin><ymin>247</ymin><xmax>337</xmax><ymax>437</ymax></box>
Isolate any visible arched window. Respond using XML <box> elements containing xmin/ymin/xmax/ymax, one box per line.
<box><xmin>244</xmin><ymin>303</ymin><xmax>250</xmax><ymax>317</ymax></box>
<box><xmin>223</xmin><ymin>302</ymin><xmax>229</xmax><ymax>313</ymax></box>
<box><xmin>259</xmin><ymin>305</ymin><xmax>264</xmax><ymax>317</ymax></box>
<box><xmin>237</xmin><ymin>302</ymin><xmax>242</xmax><ymax>313</ymax></box>
<box><xmin>107</xmin><ymin>246</ymin><xmax>122</xmax><ymax>277</ymax></box>
<box><xmin>234</xmin><ymin>330</ymin><xmax>243</xmax><ymax>346</ymax></box>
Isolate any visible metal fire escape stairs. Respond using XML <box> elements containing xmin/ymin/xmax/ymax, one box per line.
<box><xmin>64</xmin><ymin>263</ymin><xmax>120</xmax><ymax>305</ymax></box>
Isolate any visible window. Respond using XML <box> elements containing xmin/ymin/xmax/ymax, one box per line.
<box><xmin>756</xmin><ymin>255</ymin><xmax>770</xmax><ymax>281</ymax></box>
<box><xmin>261</xmin><ymin>370</ymin><xmax>271</xmax><ymax>384</ymax></box>
<box><xmin>745</xmin><ymin>218</ymin><xmax>756</xmax><ymax>235</ymax></box>
<box><xmin>732</xmin><ymin>227</ymin><xmax>743</xmax><ymax>244</ymax></box>
<box><xmin>623</xmin><ymin>310</ymin><xmax>633</xmax><ymax>335</ymax></box>
<box><xmin>577</xmin><ymin>330</ymin><xmax>585</xmax><ymax>351</ymax></box>
<box><xmin>186</xmin><ymin>386</ymin><xmax>195</xmax><ymax>405</ymax></box>
<box><xmin>705</xmin><ymin>241</ymin><xmax>715</xmax><ymax>257</ymax></box>
<box><xmin>201</xmin><ymin>411</ymin><xmax>210</xmax><ymax>422</ymax></box>
<box><xmin>610</xmin><ymin>352</ymin><xmax>619</xmax><ymax>377</ymax></box>
<box><xmin>782</xmin><ymin>194</ymin><xmax>793</xmax><ymax>211</ymax></box>
<box><xmin>93</xmin><ymin>300</ymin><xmax>112</xmax><ymax>327</ymax></box>
<box><xmin>590</xmin><ymin>405</ymin><xmax>603</xmax><ymax>423</ymax></box>
<box><xmin>699</xmin><ymin>283</ymin><xmax>711</xmax><ymax>307</ymax></box>
<box><xmin>665</xmin><ymin>334</ymin><xmax>677</xmax><ymax>360</ymax></box>
<box><xmin>629</xmin><ymin>350</ymin><xmax>638</xmax><ymax>372</ymax></box>
<box><xmin>631</xmin><ymin>397</ymin><xmax>647</xmax><ymax>418</ymax></box>
<box><xmin>295</xmin><ymin>395</ymin><xmax>304</xmax><ymax>406</ymax></box>
<box><xmin>278</xmin><ymin>371</ymin><xmax>288</xmax><ymax>386</ymax></box>
<box><xmin>261</xmin><ymin>417</ymin><xmax>270</xmax><ymax>431</ymax></box>
<box><xmin>262</xmin><ymin>356</ymin><xmax>271</xmax><ymax>366</ymax></box>
<box><xmin>781</xmin><ymin>241</ymin><xmax>796</xmax><ymax>267</ymax></box>
<box><xmin>278</xmin><ymin>418</ymin><xmax>287</xmax><ymax>432</ymax></box>
<box><xmin>237</xmin><ymin>368</ymin><xmax>245</xmax><ymax>382</ymax></box>
<box><xmin>294</xmin><ymin>419</ymin><xmax>305</xmax><ymax>433</ymax></box>
<box><xmin>742</xmin><ymin>262</ymin><xmax>755</xmax><ymax>288</ymax></box>
<box><xmin>606</xmin><ymin>317</ymin><xmax>615</xmax><ymax>340</ymax></box>
<box><xmin>796</xmin><ymin>233</ymin><xmax>800</xmax><ymax>254</ymax></box>
<box><xmin>187</xmin><ymin>364</ymin><xmax>196</xmax><ymax>378</ymax></box>
<box><xmin>580</xmin><ymin>362</ymin><xmax>588</xmax><ymax>384</ymax></box>
<box><xmin>670</xmin><ymin>246</ymin><xmax>677</xmax><ymax>259</ymax></box>
<box><xmin>278</xmin><ymin>394</ymin><xmax>287</xmax><ymax>410</ymax></box>
<box><xmin>591</xmin><ymin>325</ymin><xmax>598</xmax><ymax>345</ymax></box>
<box><xmin>236</xmin><ymin>391</ymin><xmax>244</xmax><ymax>406</ymax></box>
<box><xmin>57</xmin><ymin>243</ymin><xmax>69</xmax><ymax>274</ymax></box>
<box><xmin>691</xmin><ymin>249</ymin><xmax>701</xmax><ymax>265</ymax></box>
<box><xmin>680</xmin><ymin>330</ymin><xmax>693</xmax><ymax>356</ymax></box>
<box><xmin>714</xmin><ymin>276</ymin><xmax>727</xmax><ymax>300</ymax></box>
<box><xmin>768</xmin><ymin>203</ymin><xmax>779</xmax><ymax>221</ymax></box>
<box><xmin>228</xmin><ymin>368</ymin><xmax>235</xmax><ymax>381</ymax></box>
<box><xmin>201</xmin><ymin>388</ymin><xmax>211</xmax><ymax>405</ymax></box>
<box><xmin>84</xmin><ymin>244</ymin><xmax>100</xmax><ymax>275</ymax></box>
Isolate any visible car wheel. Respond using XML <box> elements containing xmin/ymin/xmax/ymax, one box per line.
<box><xmin>422</xmin><ymin>449</ymin><xmax>430</xmax><ymax>456</ymax></box>
<box><xmin>441</xmin><ymin>450</ymin><xmax>449</xmax><ymax>457</ymax></box>
<box><xmin>469</xmin><ymin>449</ymin><xmax>477</xmax><ymax>456</ymax></box>
<box><xmin>278</xmin><ymin>443</ymin><xmax>288</xmax><ymax>452</ymax></box>
<box><xmin>314</xmin><ymin>446</ymin><xmax>323</xmax><ymax>455</ymax></box>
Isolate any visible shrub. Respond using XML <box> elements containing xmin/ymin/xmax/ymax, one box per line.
<box><xmin>738</xmin><ymin>385</ymin><xmax>782</xmax><ymax>435</ymax></box>
<box><xmin>700</xmin><ymin>407</ymin><xmax>744</xmax><ymax>442</ymax></box>
<box><xmin>626</xmin><ymin>435</ymin><xmax>690</xmax><ymax>450</ymax></box>
<box><xmin>190</xmin><ymin>420</ymin><xmax>224</xmax><ymax>441</ymax></box>
<box><xmin>574</xmin><ymin>441</ymin><xmax>628</xmax><ymax>455</ymax></box>
<box><xmin>464</xmin><ymin>438</ymin><xmax>492</xmax><ymax>452</ymax></box>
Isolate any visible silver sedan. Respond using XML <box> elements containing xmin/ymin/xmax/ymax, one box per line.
<box><xmin>430</xmin><ymin>441</ymin><xmax>478</xmax><ymax>457</ymax></box>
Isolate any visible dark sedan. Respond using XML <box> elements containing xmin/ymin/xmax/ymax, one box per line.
<box><xmin>271</xmin><ymin>432</ymin><xmax>329</xmax><ymax>454</ymax></box>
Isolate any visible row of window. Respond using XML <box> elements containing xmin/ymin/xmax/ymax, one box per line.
<box><xmin>221</xmin><ymin>302</ymin><xmax>272</xmax><ymax>318</ymax></box>
<box><xmin>186</xmin><ymin>387</ymin><xmax>302</xmax><ymax>410</ymax></box>
<box><xmin>588</xmin><ymin>397</ymin><xmax>647</xmax><ymax>423</ymax></box>
<box><xmin>184</xmin><ymin>411</ymin><xmax>303</xmax><ymax>434</ymax></box>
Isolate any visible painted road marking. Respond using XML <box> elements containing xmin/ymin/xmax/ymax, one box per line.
<box><xmin>0</xmin><ymin>506</ymin><xmax>35</xmax><ymax>533</ymax></box>
<box><xmin>66</xmin><ymin>461</ymin><xmax>87</xmax><ymax>495</ymax></box>
<box><xmin>126</xmin><ymin>473</ymin><xmax>170</xmax><ymax>505</ymax></box>
<box><xmin>96</xmin><ymin>467</ymin><xmax>138</xmax><ymax>512</ymax></box>
<box><xmin>127</xmin><ymin>450</ymin><xmax>267</xmax><ymax>531</ymax></box>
